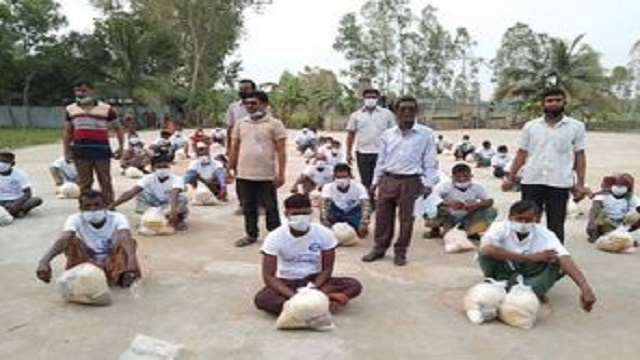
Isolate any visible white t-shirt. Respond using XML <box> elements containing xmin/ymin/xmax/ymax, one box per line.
<box><xmin>170</xmin><ymin>133</ymin><xmax>188</xmax><ymax>148</ymax></box>
<box><xmin>261</xmin><ymin>223</ymin><xmax>338</xmax><ymax>280</ymax></box>
<box><xmin>63</xmin><ymin>211</ymin><xmax>130</xmax><ymax>261</ymax></box>
<box><xmin>153</xmin><ymin>137</ymin><xmax>172</xmax><ymax>147</ymax></box>
<box><xmin>137</xmin><ymin>173</ymin><xmax>184</xmax><ymax>202</ymax></box>
<box><xmin>434</xmin><ymin>181</ymin><xmax>491</xmax><ymax>217</ymax></box>
<box><xmin>475</xmin><ymin>147</ymin><xmax>496</xmax><ymax>160</ymax></box>
<box><xmin>593</xmin><ymin>193</ymin><xmax>640</xmax><ymax>221</ymax></box>
<box><xmin>491</xmin><ymin>153</ymin><xmax>512</xmax><ymax>168</ymax></box>
<box><xmin>187</xmin><ymin>159</ymin><xmax>224</xmax><ymax>181</ymax></box>
<box><xmin>322</xmin><ymin>149</ymin><xmax>346</xmax><ymax>167</ymax></box>
<box><xmin>295</xmin><ymin>131</ymin><xmax>316</xmax><ymax>146</ymax></box>
<box><xmin>211</xmin><ymin>128</ymin><xmax>226</xmax><ymax>140</ymax></box>
<box><xmin>303</xmin><ymin>165</ymin><xmax>334</xmax><ymax>187</ymax></box>
<box><xmin>52</xmin><ymin>157</ymin><xmax>78</xmax><ymax>180</ymax></box>
<box><xmin>0</xmin><ymin>168</ymin><xmax>31</xmax><ymax>201</ymax></box>
<box><xmin>321</xmin><ymin>181</ymin><xmax>369</xmax><ymax>211</ymax></box>
<box><xmin>481</xmin><ymin>221</ymin><xmax>570</xmax><ymax>257</ymax></box>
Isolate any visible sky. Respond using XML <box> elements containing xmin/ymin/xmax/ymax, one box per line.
<box><xmin>58</xmin><ymin>0</ymin><xmax>640</xmax><ymax>99</ymax></box>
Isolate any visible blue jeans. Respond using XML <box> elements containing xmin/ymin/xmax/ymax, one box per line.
<box><xmin>328</xmin><ymin>203</ymin><xmax>362</xmax><ymax>229</ymax></box>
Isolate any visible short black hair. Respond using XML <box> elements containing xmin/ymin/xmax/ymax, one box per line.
<box><xmin>79</xmin><ymin>190</ymin><xmax>105</xmax><ymax>205</ymax></box>
<box><xmin>0</xmin><ymin>149</ymin><xmax>15</xmax><ymax>162</ymax></box>
<box><xmin>245</xmin><ymin>90</ymin><xmax>269</xmax><ymax>104</ymax></box>
<box><xmin>151</xmin><ymin>154</ymin><xmax>172</xmax><ymax>167</ymax></box>
<box><xmin>509</xmin><ymin>200</ymin><xmax>541</xmax><ymax>216</ymax></box>
<box><xmin>395</xmin><ymin>95</ymin><xmax>418</xmax><ymax>110</ymax></box>
<box><xmin>284</xmin><ymin>193</ymin><xmax>312</xmax><ymax>210</ymax></box>
<box><xmin>452</xmin><ymin>163</ymin><xmax>471</xmax><ymax>175</ymax></box>
<box><xmin>462</xmin><ymin>135</ymin><xmax>470</xmax><ymax>140</ymax></box>
<box><xmin>482</xmin><ymin>140</ymin><xmax>491</xmax><ymax>147</ymax></box>
<box><xmin>239</xmin><ymin>79</ymin><xmax>257</xmax><ymax>91</ymax></box>
<box><xmin>541</xmin><ymin>87</ymin><xmax>566</xmax><ymax>100</ymax></box>
<box><xmin>73</xmin><ymin>79</ymin><xmax>95</xmax><ymax>89</ymax></box>
<box><xmin>362</xmin><ymin>88</ymin><xmax>380</xmax><ymax>97</ymax></box>
<box><xmin>333</xmin><ymin>163</ymin><xmax>352</xmax><ymax>175</ymax></box>
<box><xmin>497</xmin><ymin>145</ymin><xmax>508</xmax><ymax>152</ymax></box>
<box><xmin>160</xmin><ymin>130</ymin><xmax>171</xmax><ymax>138</ymax></box>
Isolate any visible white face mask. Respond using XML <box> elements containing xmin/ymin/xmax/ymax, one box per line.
<box><xmin>315</xmin><ymin>161</ymin><xmax>326</xmax><ymax>170</ymax></box>
<box><xmin>155</xmin><ymin>168</ymin><xmax>171</xmax><ymax>179</ymax></box>
<box><xmin>336</xmin><ymin>178</ymin><xmax>350</xmax><ymax>189</ymax></box>
<box><xmin>250</xmin><ymin>110</ymin><xmax>266</xmax><ymax>120</ymax></box>
<box><xmin>198</xmin><ymin>155</ymin><xmax>211</xmax><ymax>164</ymax></box>
<box><xmin>82</xmin><ymin>210</ymin><xmax>107</xmax><ymax>225</ymax></box>
<box><xmin>454</xmin><ymin>181</ymin><xmax>471</xmax><ymax>190</ymax></box>
<box><xmin>511</xmin><ymin>221</ymin><xmax>534</xmax><ymax>234</ymax></box>
<box><xmin>0</xmin><ymin>162</ymin><xmax>11</xmax><ymax>173</ymax></box>
<box><xmin>611</xmin><ymin>185</ymin><xmax>628</xmax><ymax>197</ymax></box>
<box><xmin>288</xmin><ymin>214</ymin><xmax>312</xmax><ymax>232</ymax></box>
<box><xmin>364</xmin><ymin>98</ymin><xmax>378</xmax><ymax>108</ymax></box>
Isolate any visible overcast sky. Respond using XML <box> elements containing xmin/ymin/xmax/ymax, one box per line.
<box><xmin>59</xmin><ymin>0</ymin><xmax>640</xmax><ymax>98</ymax></box>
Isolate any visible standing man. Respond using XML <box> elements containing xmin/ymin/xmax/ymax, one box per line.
<box><xmin>346</xmin><ymin>89</ymin><xmax>396</xmax><ymax>206</ymax></box>
<box><xmin>503</xmin><ymin>88</ymin><xmax>589</xmax><ymax>243</ymax></box>
<box><xmin>362</xmin><ymin>96</ymin><xmax>439</xmax><ymax>266</ymax></box>
<box><xmin>224</xmin><ymin>79</ymin><xmax>257</xmax><ymax>154</ymax></box>
<box><xmin>63</xmin><ymin>80</ymin><xmax>123</xmax><ymax>204</ymax></box>
<box><xmin>228</xmin><ymin>91</ymin><xmax>287</xmax><ymax>247</ymax></box>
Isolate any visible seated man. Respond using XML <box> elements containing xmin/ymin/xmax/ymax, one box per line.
<box><xmin>474</xmin><ymin>140</ymin><xmax>496</xmax><ymax>168</ymax></box>
<box><xmin>0</xmin><ymin>150</ymin><xmax>43</xmax><ymax>218</ymax></box>
<box><xmin>211</xmin><ymin>127</ymin><xmax>227</xmax><ymax>146</ymax></box>
<box><xmin>491</xmin><ymin>145</ymin><xmax>512</xmax><ymax>179</ymax></box>
<box><xmin>427</xmin><ymin>163</ymin><xmax>497</xmax><ymax>240</ymax></box>
<box><xmin>149</xmin><ymin>130</ymin><xmax>175</xmax><ymax>161</ymax></box>
<box><xmin>50</xmin><ymin>156</ymin><xmax>78</xmax><ymax>186</ymax></box>
<box><xmin>454</xmin><ymin>135</ymin><xmax>475</xmax><ymax>161</ymax></box>
<box><xmin>36</xmin><ymin>190</ymin><xmax>141</xmax><ymax>288</ymax></box>
<box><xmin>290</xmin><ymin>154</ymin><xmax>334</xmax><ymax>195</ymax></box>
<box><xmin>120</xmin><ymin>136</ymin><xmax>150</xmax><ymax>174</ymax></box>
<box><xmin>587</xmin><ymin>173</ymin><xmax>640</xmax><ymax>242</ymax></box>
<box><xmin>322</xmin><ymin>139</ymin><xmax>346</xmax><ymax>168</ymax></box>
<box><xmin>294</xmin><ymin>126</ymin><xmax>317</xmax><ymax>154</ymax></box>
<box><xmin>170</xmin><ymin>125</ymin><xmax>189</xmax><ymax>157</ymax></box>
<box><xmin>320</xmin><ymin>163</ymin><xmax>371</xmax><ymax>238</ymax></box>
<box><xmin>254</xmin><ymin>193</ymin><xmax>363</xmax><ymax>315</ymax></box>
<box><xmin>112</xmin><ymin>155</ymin><xmax>189</xmax><ymax>230</ymax></box>
<box><xmin>479</xmin><ymin>199</ymin><xmax>596</xmax><ymax>310</ymax></box>
<box><xmin>436</xmin><ymin>134</ymin><xmax>453</xmax><ymax>154</ymax></box>
<box><xmin>184</xmin><ymin>142</ymin><xmax>227</xmax><ymax>201</ymax></box>
<box><xmin>189</xmin><ymin>128</ymin><xmax>211</xmax><ymax>156</ymax></box>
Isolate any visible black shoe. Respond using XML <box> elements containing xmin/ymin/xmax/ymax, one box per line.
<box><xmin>393</xmin><ymin>254</ymin><xmax>407</xmax><ymax>266</ymax></box>
<box><xmin>361</xmin><ymin>251</ymin><xmax>385</xmax><ymax>262</ymax></box>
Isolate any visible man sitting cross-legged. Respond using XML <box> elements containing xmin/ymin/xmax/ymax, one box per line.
<box><xmin>36</xmin><ymin>190</ymin><xmax>141</xmax><ymax>288</ymax></box>
<box><xmin>254</xmin><ymin>194</ymin><xmax>363</xmax><ymax>315</ymax></box>
<box><xmin>0</xmin><ymin>149</ymin><xmax>43</xmax><ymax>218</ymax></box>
<box><xmin>320</xmin><ymin>163</ymin><xmax>371</xmax><ymax>238</ymax></box>
<box><xmin>184</xmin><ymin>142</ymin><xmax>227</xmax><ymax>201</ymax></box>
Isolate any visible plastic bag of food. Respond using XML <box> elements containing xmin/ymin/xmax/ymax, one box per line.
<box><xmin>498</xmin><ymin>275</ymin><xmax>540</xmax><ymax>329</ymax></box>
<box><xmin>125</xmin><ymin>167</ymin><xmax>144</xmax><ymax>179</ymax></box>
<box><xmin>276</xmin><ymin>283</ymin><xmax>334</xmax><ymax>330</ymax></box>
<box><xmin>190</xmin><ymin>187</ymin><xmax>218</xmax><ymax>206</ymax></box>
<box><xmin>443</xmin><ymin>228</ymin><xmax>476</xmax><ymax>254</ymax></box>
<box><xmin>0</xmin><ymin>206</ymin><xmax>14</xmax><ymax>226</ymax></box>
<box><xmin>595</xmin><ymin>227</ymin><xmax>635</xmax><ymax>253</ymax></box>
<box><xmin>332</xmin><ymin>222</ymin><xmax>358</xmax><ymax>247</ymax></box>
<box><xmin>56</xmin><ymin>182</ymin><xmax>81</xmax><ymax>199</ymax></box>
<box><xmin>139</xmin><ymin>207</ymin><xmax>175</xmax><ymax>236</ymax></box>
<box><xmin>413</xmin><ymin>193</ymin><xmax>442</xmax><ymax>219</ymax></box>
<box><xmin>463</xmin><ymin>278</ymin><xmax>508</xmax><ymax>324</ymax></box>
<box><xmin>118</xmin><ymin>334</ymin><xmax>182</xmax><ymax>360</ymax></box>
<box><xmin>56</xmin><ymin>263</ymin><xmax>111</xmax><ymax>306</ymax></box>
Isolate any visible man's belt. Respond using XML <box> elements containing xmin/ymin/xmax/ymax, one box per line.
<box><xmin>384</xmin><ymin>172</ymin><xmax>419</xmax><ymax>179</ymax></box>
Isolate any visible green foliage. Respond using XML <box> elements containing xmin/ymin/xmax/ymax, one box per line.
<box><xmin>0</xmin><ymin>128</ymin><xmax>61</xmax><ymax>148</ymax></box>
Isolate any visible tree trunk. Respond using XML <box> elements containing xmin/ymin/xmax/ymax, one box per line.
<box><xmin>22</xmin><ymin>72</ymin><xmax>35</xmax><ymax>128</ymax></box>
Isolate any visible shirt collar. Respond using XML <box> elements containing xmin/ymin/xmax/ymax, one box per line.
<box><xmin>361</xmin><ymin>106</ymin><xmax>380</xmax><ymax>113</ymax></box>
<box><xmin>394</xmin><ymin>121</ymin><xmax>418</xmax><ymax>134</ymax></box>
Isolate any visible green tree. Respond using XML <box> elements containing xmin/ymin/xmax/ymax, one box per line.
<box><xmin>271</xmin><ymin>71</ymin><xmax>306</xmax><ymax>124</ymax></box>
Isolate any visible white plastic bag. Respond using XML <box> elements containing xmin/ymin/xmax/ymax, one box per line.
<box><xmin>119</xmin><ymin>334</ymin><xmax>182</xmax><ymax>360</ymax></box>
<box><xmin>332</xmin><ymin>222</ymin><xmax>358</xmax><ymax>247</ymax></box>
<box><xmin>56</xmin><ymin>263</ymin><xmax>111</xmax><ymax>306</ymax></box>
<box><xmin>302</xmin><ymin>148</ymin><xmax>315</xmax><ymax>159</ymax></box>
<box><xmin>463</xmin><ymin>278</ymin><xmax>508</xmax><ymax>324</ymax></box>
<box><xmin>174</xmin><ymin>148</ymin><xmax>187</xmax><ymax>161</ymax></box>
<box><xmin>125</xmin><ymin>167</ymin><xmax>144</xmax><ymax>179</ymax></box>
<box><xmin>56</xmin><ymin>182</ymin><xmax>81</xmax><ymax>199</ymax></box>
<box><xmin>443</xmin><ymin>228</ymin><xmax>476</xmax><ymax>254</ymax></box>
<box><xmin>498</xmin><ymin>275</ymin><xmax>540</xmax><ymax>329</ymax></box>
<box><xmin>276</xmin><ymin>283</ymin><xmax>334</xmax><ymax>330</ymax></box>
<box><xmin>0</xmin><ymin>206</ymin><xmax>14</xmax><ymax>226</ymax></box>
<box><xmin>595</xmin><ymin>227</ymin><xmax>635</xmax><ymax>253</ymax></box>
<box><xmin>190</xmin><ymin>186</ymin><xmax>218</xmax><ymax>206</ymax></box>
<box><xmin>413</xmin><ymin>193</ymin><xmax>442</xmax><ymax>219</ymax></box>
<box><xmin>139</xmin><ymin>207</ymin><xmax>175</xmax><ymax>236</ymax></box>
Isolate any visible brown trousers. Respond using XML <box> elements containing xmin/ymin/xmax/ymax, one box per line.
<box><xmin>64</xmin><ymin>236</ymin><xmax>141</xmax><ymax>285</ymax></box>
<box><xmin>75</xmin><ymin>158</ymin><xmax>114</xmax><ymax>203</ymax></box>
<box><xmin>254</xmin><ymin>275</ymin><xmax>363</xmax><ymax>315</ymax></box>
<box><xmin>372</xmin><ymin>175</ymin><xmax>423</xmax><ymax>256</ymax></box>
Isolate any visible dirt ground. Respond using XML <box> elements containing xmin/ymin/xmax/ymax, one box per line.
<box><xmin>1</xmin><ymin>129</ymin><xmax>640</xmax><ymax>360</ymax></box>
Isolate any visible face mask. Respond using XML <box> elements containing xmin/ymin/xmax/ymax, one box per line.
<box><xmin>75</xmin><ymin>94</ymin><xmax>94</xmax><ymax>105</ymax></box>
<box><xmin>250</xmin><ymin>111</ymin><xmax>266</xmax><ymax>120</ymax></box>
<box><xmin>155</xmin><ymin>168</ymin><xmax>171</xmax><ymax>179</ymax></box>
<box><xmin>315</xmin><ymin>161</ymin><xmax>326</xmax><ymax>170</ymax></box>
<box><xmin>198</xmin><ymin>155</ymin><xmax>211</xmax><ymax>164</ymax></box>
<box><xmin>611</xmin><ymin>185</ymin><xmax>628</xmax><ymax>197</ymax></box>
<box><xmin>0</xmin><ymin>162</ymin><xmax>11</xmax><ymax>173</ymax></box>
<box><xmin>364</xmin><ymin>98</ymin><xmax>378</xmax><ymax>108</ymax></box>
<box><xmin>511</xmin><ymin>221</ymin><xmax>534</xmax><ymax>235</ymax></box>
<box><xmin>336</xmin><ymin>178</ymin><xmax>350</xmax><ymax>189</ymax></box>
<box><xmin>288</xmin><ymin>214</ymin><xmax>312</xmax><ymax>232</ymax></box>
<box><xmin>498</xmin><ymin>152</ymin><xmax>507</xmax><ymax>156</ymax></box>
<box><xmin>454</xmin><ymin>181</ymin><xmax>471</xmax><ymax>190</ymax></box>
<box><xmin>544</xmin><ymin>106</ymin><xmax>564</xmax><ymax>117</ymax></box>
<box><xmin>82</xmin><ymin>210</ymin><xmax>107</xmax><ymax>225</ymax></box>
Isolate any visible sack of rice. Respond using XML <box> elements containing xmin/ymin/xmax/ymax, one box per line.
<box><xmin>56</xmin><ymin>182</ymin><xmax>81</xmax><ymax>199</ymax></box>
<box><xmin>332</xmin><ymin>222</ymin><xmax>358</xmax><ymax>247</ymax></box>
<box><xmin>118</xmin><ymin>334</ymin><xmax>182</xmax><ymax>360</ymax></box>
<box><xmin>56</xmin><ymin>263</ymin><xmax>111</xmax><ymax>306</ymax></box>
<box><xmin>139</xmin><ymin>207</ymin><xmax>174</xmax><ymax>236</ymax></box>
<box><xmin>498</xmin><ymin>275</ymin><xmax>540</xmax><ymax>329</ymax></box>
<box><xmin>443</xmin><ymin>228</ymin><xmax>476</xmax><ymax>254</ymax></box>
<box><xmin>174</xmin><ymin>148</ymin><xmax>187</xmax><ymax>161</ymax></box>
<box><xmin>276</xmin><ymin>283</ymin><xmax>334</xmax><ymax>330</ymax></box>
<box><xmin>463</xmin><ymin>278</ymin><xmax>508</xmax><ymax>324</ymax></box>
<box><xmin>191</xmin><ymin>187</ymin><xmax>218</xmax><ymax>206</ymax></box>
<box><xmin>595</xmin><ymin>227</ymin><xmax>635</xmax><ymax>253</ymax></box>
<box><xmin>0</xmin><ymin>206</ymin><xmax>14</xmax><ymax>226</ymax></box>
<box><xmin>125</xmin><ymin>167</ymin><xmax>144</xmax><ymax>179</ymax></box>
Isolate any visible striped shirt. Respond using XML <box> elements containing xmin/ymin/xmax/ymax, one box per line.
<box><xmin>66</xmin><ymin>102</ymin><xmax>118</xmax><ymax>160</ymax></box>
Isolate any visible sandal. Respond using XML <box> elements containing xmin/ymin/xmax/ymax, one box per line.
<box><xmin>235</xmin><ymin>237</ymin><xmax>257</xmax><ymax>247</ymax></box>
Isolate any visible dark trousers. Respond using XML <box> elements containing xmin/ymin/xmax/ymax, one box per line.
<box><xmin>236</xmin><ymin>178</ymin><xmax>281</xmax><ymax>239</ymax></box>
<box><xmin>521</xmin><ymin>184</ymin><xmax>570</xmax><ymax>243</ymax></box>
<box><xmin>254</xmin><ymin>275</ymin><xmax>362</xmax><ymax>315</ymax></box>
<box><xmin>372</xmin><ymin>176</ymin><xmax>423</xmax><ymax>256</ymax></box>
<box><xmin>356</xmin><ymin>152</ymin><xmax>378</xmax><ymax>205</ymax></box>
<box><xmin>75</xmin><ymin>158</ymin><xmax>114</xmax><ymax>204</ymax></box>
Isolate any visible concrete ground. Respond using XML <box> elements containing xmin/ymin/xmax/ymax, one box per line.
<box><xmin>1</xmin><ymin>129</ymin><xmax>639</xmax><ymax>360</ymax></box>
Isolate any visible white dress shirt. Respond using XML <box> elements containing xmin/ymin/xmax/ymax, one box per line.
<box><xmin>372</xmin><ymin>123</ymin><xmax>439</xmax><ymax>187</ymax></box>
<box><xmin>346</xmin><ymin>106</ymin><xmax>396</xmax><ymax>154</ymax></box>
<box><xmin>518</xmin><ymin>116</ymin><xmax>586</xmax><ymax>188</ymax></box>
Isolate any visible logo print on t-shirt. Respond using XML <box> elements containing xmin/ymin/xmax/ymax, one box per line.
<box><xmin>308</xmin><ymin>242</ymin><xmax>322</xmax><ymax>252</ymax></box>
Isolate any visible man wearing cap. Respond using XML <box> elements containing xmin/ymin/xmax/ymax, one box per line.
<box><xmin>0</xmin><ymin>150</ymin><xmax>43</xmax><ymax>218</ymax></box>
